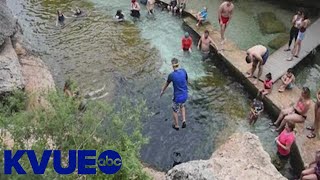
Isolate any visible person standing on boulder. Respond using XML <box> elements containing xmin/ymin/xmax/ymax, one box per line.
<box><xmin>245</xmin><ymin>45</ymin><xmax>269</xmax><ymax>84</ymax></box>
<box><xmin>160</xmin><ymin>58</ymin><xmax>188</xmax><ymax>130</ymax></box>
<box><xmin>218</xmin><ymin>0</ymin><xmax>234</xmax><ymax>48</ymax></box>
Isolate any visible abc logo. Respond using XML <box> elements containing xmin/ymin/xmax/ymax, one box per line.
<box><xmin>98</xmin><ymin>150</ymin><xmax>122</xmax><ymax>174</ymax></box>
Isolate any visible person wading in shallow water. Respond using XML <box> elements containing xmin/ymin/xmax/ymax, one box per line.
<box><xmin>56</xmin><ymin>10</ymin><xmax>67</xmax><ymax>26</ymax></box>
<box><xmin>197</xmin><ymin>30</ymin><xmax>217</xmax><ymax>61</ymax></box>
<box><xmin>130</xmin><ymin>0</ymin><xmax>141</xmax><ymax>18</ymax></box>
<box><xmin>160</xmin><ymin>58</ymin><xmax>188</xmax><ymax>130</ymax></box>
<box><xmin>274</xmin><ymin>121</ymin><xmax>295</xmax><ymax>170</ymax></box>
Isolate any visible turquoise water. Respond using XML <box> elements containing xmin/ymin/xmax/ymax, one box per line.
<box><xmin>7</xmin><ymin>0</ymin><xmax>295</xmax><ymax>177</ymax></box>
<box><xmin>188</xmin><ymin>0</ymin><xmax>295</xmax><ymax>51</ymax></box>
<box><xmin>295</xmin><ymin>47</ymin><xmax>320</xmax><ymax>99</ymax></box>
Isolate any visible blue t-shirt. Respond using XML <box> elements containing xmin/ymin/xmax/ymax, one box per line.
<box><xmin>200</xmin><ymin>10</ymin><xmax>207</xmax><ymax>20</ymax></box>
<box><xmin>167</xmin><ymin>68</ymin><xmax>188</xmax><ymax>103</ymax></box>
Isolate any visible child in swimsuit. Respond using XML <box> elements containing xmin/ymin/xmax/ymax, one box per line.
<box><xmin>249</xmin><ymin>92</ymin><xmax>264</xmax><ymax>125</ymax></box>
<box><xmin>261</xmin><ymin>73</ymin><xmax>273</xmax><ymax>96</ymax></box>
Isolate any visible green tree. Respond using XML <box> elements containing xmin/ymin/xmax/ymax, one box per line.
<box><xmin>0</xmin><ymin>91</ymin><xmax>151</xmax><ymax>180</ymax></box>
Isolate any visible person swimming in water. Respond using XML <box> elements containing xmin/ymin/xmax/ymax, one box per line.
<box><xmin>73</xmin><ymin>7</ymin><xmax>83</xmax><ymax>17</ymax></box>
<box><xmin>115</xmin><ymin>10</ymin><xmax>125</xmax><ymax>22</ymax></box>
<box><xmin>248</xmin><ymin>92</ymin><xmax>264</xmax><ymax>126</ymax></box>
<box><xmin>56</xmin><ymin>10</ymin><xmax>66</xmax><ymax>26</ymax></box>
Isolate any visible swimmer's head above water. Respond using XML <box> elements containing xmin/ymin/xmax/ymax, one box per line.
<box><xmin>116</xmin><ymin>10</ymin><xmax>122</xmax><ymax>16</ymax></box>
<box><xmin>57</xmin><ymin>10</ymin><xmax>62</xmax><ymax>16</ymax></box>
<box><xmin>75</xmin><ymin>7</ymin><xmax>81</xmax><ymax>14</ymax></box>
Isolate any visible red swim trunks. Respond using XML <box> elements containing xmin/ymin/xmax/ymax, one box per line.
<box><xmin>219</xmin><ymin>16</ymin><xmax>230</xmax><ymax>25</ymax></box>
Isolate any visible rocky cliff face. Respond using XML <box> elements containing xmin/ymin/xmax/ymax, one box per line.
<box><xmin>166</xmin><ymin>132</ymin><xmax>286</xmax><ymax>180</ymax></box>
<box><xmin>0</xmin><ymin>1</ymin><xmax>17</xmax><ymax>47</ymax></box>
<box><xmin>0</xmin><ymin>0</ymin><xmax>55</xmax><ymax>96</ymax></box>
<box><xmin>0</xmin><ymin>38</ymin><xmax>24</xmax><ymax>94</ymax></box>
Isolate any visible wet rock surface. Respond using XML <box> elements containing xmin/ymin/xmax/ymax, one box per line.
<box><xmin>268</xmin><ymin>33</ymin><xmax>290</xmax><ymax>50</ymax></box>
<box><xmin>257</xmin><ymin>12</ymin><xmax>286</xmax><ymax>34</ymax></box>
<box><xmin>166</xmin><ymin>132</ymin><xmax>286</xmax><ymax>180</ymax></box>
<box><xmin>0</xmin><ymin>1</ymin><xmax>17</xmax><ymax>46</ymax></box>
<box><xmin>0</xmin><ymin>39</ymin><xmax>24</xmax><ymax>94</ymax></box>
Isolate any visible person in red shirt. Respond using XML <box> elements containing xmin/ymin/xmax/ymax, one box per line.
<box><xmin>274</xmin><ymin>121</ymin><xmax>295</xmax><ymax>169</ymax></box>
<box><xmin>182</xmin><ymin>32</ymin><xmax>192</xmax><ymax>52</ymax></box>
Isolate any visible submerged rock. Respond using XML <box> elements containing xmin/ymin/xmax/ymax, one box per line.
<box><xmin>0</xmin><ymin>39</ymin><xmax>24</xmax><ymax>94</ymax></box>
<box><xmin>0</xmin><ymin>1</ymin><xmax>17</xmax><ymax>46</ymax></box>
<box><xmin>268</xmin><ymin>33</ymin><xmax>289</xmax><ymax>49</ymax></box>
<box><xmin>166</xmin><ymin>132</ymin><xmax>286</xmax><ymax>180</ymax></box>
<box><xmin>257</xmin><ymin>12</ymin><xmax>286</xmax><ymax>34</ymax></box>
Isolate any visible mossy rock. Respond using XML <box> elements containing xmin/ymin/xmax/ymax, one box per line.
<box><xmin>268</xmin><ymin>33</ymin><xmax>289</xmax><ymax>49</ymax></box>
<box><xmin>257</xmin><ymin>12</ymin><xmax>286</xmax><ymax>34</ymax></box>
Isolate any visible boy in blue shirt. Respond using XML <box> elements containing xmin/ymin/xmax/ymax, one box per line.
<box><xmin>160</xmin><ymin>58</ymin><xmax>188</xmax><ymax>130</ymax></box>
<box><xmin>196</xmin><ymin>7</ymin><xmax>208</xmax><ymax>26</ymax></box>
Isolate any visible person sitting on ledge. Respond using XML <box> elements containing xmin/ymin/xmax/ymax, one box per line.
<box><xmin>270</xmin><ymin>87</ymin><xmax>311</xmax><ymax>132</ymax></box>
<box><xmin>196</xmin><ymin>7</ymin><xmax>208</xmax><ymax>27</ymax></box>
<box><xmin>167</xmin><ymin>0</ymin><xmax>178</xmax><ymax>14</ymax></box>
<box><xmin>260</xmin><ymin>72</ymin><xmax>273</xmax><ymax>96</ymax></box>
<box><xmin>278</xmin><ymin>68</ymin><xmax>295</xmax><ymax>92</ymax></box>
<box><xmin>306</xmin><ymin>89</ymin><xmax>320</xmax><ymax>139</ymax></box>
<box><xmin>300</xmin><ymin>150</ymin><xmax>320</xmax><ymax>180</ymax></box>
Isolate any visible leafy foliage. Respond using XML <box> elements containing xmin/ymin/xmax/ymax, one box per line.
<box><xmin>0</xmin><ymin>91</ymin><xmax>150</xmax><ymax>180</ymax></box>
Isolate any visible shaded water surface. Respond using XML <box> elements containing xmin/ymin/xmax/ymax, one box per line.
<box><xmin>7</xmin><ymin>0</ymin><xmax>297</xmax><ymax>177</ymax></box>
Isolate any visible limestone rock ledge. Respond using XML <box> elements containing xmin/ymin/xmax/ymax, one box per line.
<box><xmin>166</xmin><ymin>132</ymin><xmax>286</xmax><ymax>180</ymax></box>
<box><xmin>0</xmin><ymin>38</ymin><xmax>24</xmax><ymax>94</ymax></box>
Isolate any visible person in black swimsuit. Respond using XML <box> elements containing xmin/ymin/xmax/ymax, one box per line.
<box><xmin>56</xmin><ymin>10</ymin><xmax>65</xmax><ymax>26</ymax></box>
